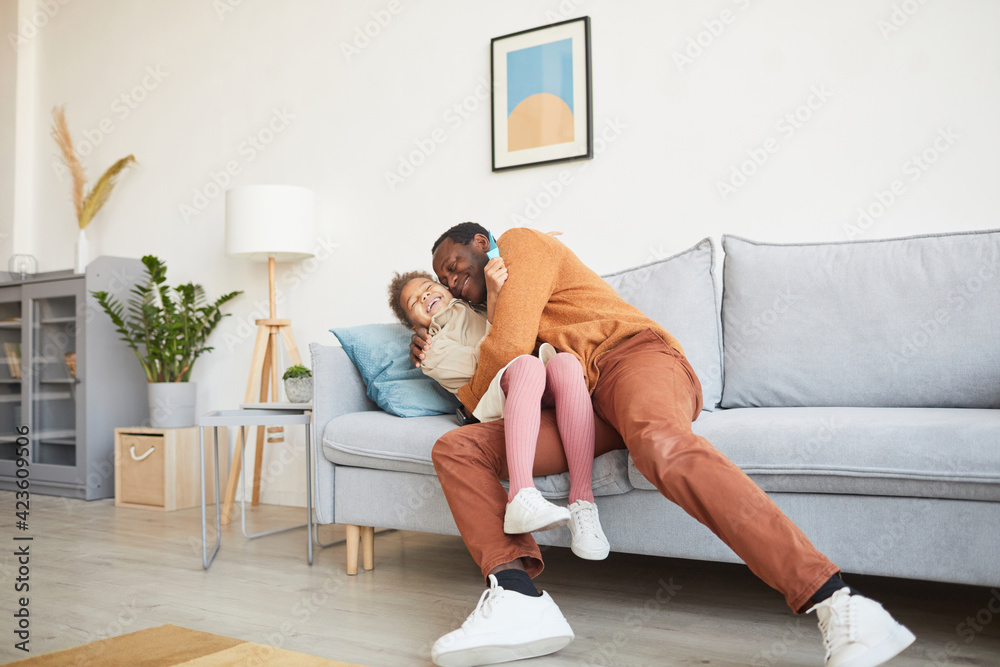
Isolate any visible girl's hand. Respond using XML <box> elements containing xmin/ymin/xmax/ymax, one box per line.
<box><xmin>485</xmin><ymin>257</ymin><xmax>507</xmax><ymax>324</ymax></box>
<box><xmin>485</xmin><ymin>257</ymin><xmax>507</xmax><ymax>295</ymax></box>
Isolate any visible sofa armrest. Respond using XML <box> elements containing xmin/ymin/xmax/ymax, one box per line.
<box><xmin>310</xmin><ymin>342</ymin><xmax>378</xmax><ymax>524</ymax></box>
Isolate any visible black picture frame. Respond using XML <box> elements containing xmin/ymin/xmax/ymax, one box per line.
<box><xmin>490</xmin><ymin>17</ymin><xmax>593</xmax><ymax>172</ymax></box>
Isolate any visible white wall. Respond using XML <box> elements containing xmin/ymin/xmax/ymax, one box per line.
<box><xmin>5</xmin><ymin>0</ymin><xmax>999</xmax><ymax>505</ymax></box>
<box><xmin>0</xmin><ymin>0</ymin><xmax>19</xmax><ymax>262</ymax></box>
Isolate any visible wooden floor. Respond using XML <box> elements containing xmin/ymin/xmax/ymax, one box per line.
<box><xmin>1</xmin><ymin>493</ymin><xmax>998</xmax><ymax>666</ymax></box>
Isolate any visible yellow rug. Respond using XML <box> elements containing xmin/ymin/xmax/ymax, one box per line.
<box><xmin>8</xmin><ymin>624</ymin><xmax>364</xmax><ymax>666</ymax></box>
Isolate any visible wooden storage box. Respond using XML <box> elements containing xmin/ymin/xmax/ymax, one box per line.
<box><xmin>114</xmin><ymin>426</ymin><xmax>227</xmax><ymax>511</ymax></box>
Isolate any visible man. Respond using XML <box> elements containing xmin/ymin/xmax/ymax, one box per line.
<box><xmin>413</xmin><ymin>223</ymin><xmax>915</xmax><ymax>667</ymax></box>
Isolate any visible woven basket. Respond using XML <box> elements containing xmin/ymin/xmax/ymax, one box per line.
<box><xmin>65</xmin><ymin>352</ymin><xmax>77</xmax><ymax>378</ymax></box>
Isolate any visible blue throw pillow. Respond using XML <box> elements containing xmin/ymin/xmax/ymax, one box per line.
<box><xmin>330</xmin><ymin>323</ymin><xmax>460</xmax><ymax>417</ymax></box>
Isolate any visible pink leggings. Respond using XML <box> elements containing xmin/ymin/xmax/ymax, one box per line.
<box><xmin>499</xmin><ymin>353</ymin><xmax>595</xmax><ymax>504</ymax></box>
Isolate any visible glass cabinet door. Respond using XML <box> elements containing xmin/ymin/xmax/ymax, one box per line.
<box><xmin>29</xmin><ymin>288</ymin><xmax>79</xmax><ymax>468</ymax></box>
<box><xmin>0</xmin><ymin>286</ymin><xmax>23</xmax><ymax>463</ymax></box>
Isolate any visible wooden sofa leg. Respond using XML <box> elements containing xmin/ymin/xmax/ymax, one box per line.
<box><xmin>345</xmin><ymin>525</ymin><xmax>360</xmax><ymax>575</ymax></box>
<box><xmin>361</xmin><ymin>526</ymin><xmax>375</xmax><ymax>571</ymax></box>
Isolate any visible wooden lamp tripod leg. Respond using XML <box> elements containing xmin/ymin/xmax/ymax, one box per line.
<box><xmin>221</xmin><ymin>324</ymin><xmax>270</xmax><ymax>525</ymax></box>
<box><xmin>250</xmin><ymin>331</ymin><xmax>275</xmax><ymax>506</ymax></box>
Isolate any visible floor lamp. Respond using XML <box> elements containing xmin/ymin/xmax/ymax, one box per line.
<box><xmin>222</xmin><ymin>184</ymin><xmax>316</xmax><ymax>524</ymax></box>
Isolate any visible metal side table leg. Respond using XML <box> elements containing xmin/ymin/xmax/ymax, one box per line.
<box><xmin>201</xmin><ymin>426</ymin><xmax>222</xmax><ymax>569</ymax></box>
<box><xmin>239</xmin><ymin>425</ymin><xmax>308</xmax><ymax>539</ymax></box>
<box><xmin>306</xmin><ymin>422</ymin><xmax>314</xmax><ymax>565</ymax></box>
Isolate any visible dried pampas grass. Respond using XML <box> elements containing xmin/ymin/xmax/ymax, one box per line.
<box><xmin>50</xmin><ymin>106</ymin><xmax>136</xmax><ymax>230</ymax></box>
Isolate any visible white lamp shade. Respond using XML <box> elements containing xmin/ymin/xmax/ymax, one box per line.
<box><xmin>225</xmin><ymin>185</ymin><xmax>317</xmax><ymax>261</ymax></box>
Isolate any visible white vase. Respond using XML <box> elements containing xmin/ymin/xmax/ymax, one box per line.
<box><xmin>74</xmin><ymin>228</ymin><xmax>89</xmax><ymax>274</ymax></box>
<box><xmin>148</xmin><ymin>382</ymin><xmax>197</xmax><ymax>428</ymax></box>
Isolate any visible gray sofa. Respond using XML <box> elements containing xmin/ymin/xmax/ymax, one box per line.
<box><xmin>310</xmin><ymin>229</ymin><xmax>1000</xmax><ymax>586</ymax></box>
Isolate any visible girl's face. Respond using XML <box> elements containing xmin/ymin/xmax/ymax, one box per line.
<box><xmin>400</xmin><ymin>278</ymin><xmax>452</xmax><ymax>329</ymax></box>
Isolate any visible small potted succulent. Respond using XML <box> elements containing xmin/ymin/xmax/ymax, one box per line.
<box><xmin>282</xmin><ymin>364</ymin><xmax>313</xmax><ymax>403</ymax></box>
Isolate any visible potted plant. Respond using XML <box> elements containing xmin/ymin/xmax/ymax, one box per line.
<box><xmin>92</xmin><ymin>255</ymin><xmax>242</xmax><ymax>427</ymax></box>
<box><xmin>282</xmin><ymin>364</ymin><xmax>313</xmax><ymax>403</ymax></box>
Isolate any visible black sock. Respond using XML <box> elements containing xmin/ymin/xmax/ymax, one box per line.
<box><xmin>810</xmin><ymin>575</ymin><xmax>855</xmax><ymax>606</ymax></box>
<box><xmin>493</xmin><ymin>570</ymin><xmax>541</xmax><ymax>597</ymax></box>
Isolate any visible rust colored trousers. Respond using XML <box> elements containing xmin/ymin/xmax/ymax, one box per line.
<box><xmin>432</xmin><ymin>329</ymin><xmax>839</xmax><ymax>613</ymax></box>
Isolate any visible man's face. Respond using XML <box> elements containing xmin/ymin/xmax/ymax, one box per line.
<box><xmin>399</xmin><ymin>278</ymin><xmax>452</xmax><ymax>329</ymax></box>
<box><xmin>432</xmin><ymin>235</ymin><xmax>489</xmax><ymax>305</ymax></box>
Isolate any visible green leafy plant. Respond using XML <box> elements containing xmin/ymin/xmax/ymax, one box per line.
<box><xmin>282</xmin><ymin>364</ymin><xmax>312</xmax><ymax>380</ymax></box>
<box><xmin>92</xmin><ymin>255</ymin><xmax>242</xmax><ymax>382</ymax></box>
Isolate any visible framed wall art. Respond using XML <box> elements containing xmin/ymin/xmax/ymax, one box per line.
<box><xmin>491</xmin><ymin>17</ymin><xmax>592</xmax><ymax>172</ymax></box>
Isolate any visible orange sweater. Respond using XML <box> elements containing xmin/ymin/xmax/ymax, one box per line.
<box><xmin>457</xmin><ymin>228</ymin><xmax>684</xmax><ymax>413</ymax></box>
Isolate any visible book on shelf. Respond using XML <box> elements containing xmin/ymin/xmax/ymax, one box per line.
<box><xmin>3</xmin><ymin>342</ymin><xmax>21</xmax><ymax>379</ymax></box>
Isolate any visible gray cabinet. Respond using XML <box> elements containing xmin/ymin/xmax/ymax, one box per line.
<box><xmin>0</xmin><ymin>257</ymin><xmax>149</xmax><ymax>499</ymax></box>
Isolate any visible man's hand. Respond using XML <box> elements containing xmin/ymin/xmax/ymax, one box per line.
<box><xmin>409</xmin><ymin>326</ymin><xmax>431</xmax><ymax>368</ymax></box>
<box><xmin>485</xmin><ymin>257</ymin><xmax>507</xmax><ymax>324</ymax></box>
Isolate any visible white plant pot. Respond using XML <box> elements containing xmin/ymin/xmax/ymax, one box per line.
<box><xmin>284</xmin><ymin>377</ymin><xmax>313</xmax><ymax>403</ymax></box>
<box><xmin>148</xmin><ymin>382</ymin><xmax>197</xmax><ymax>428</ymax></box>
<box><xmin>74</xmin><ymin>228</ymin><xmax>89</xmax><ymax>274</ymax></box>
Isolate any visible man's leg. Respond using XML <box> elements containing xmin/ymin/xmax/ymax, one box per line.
<box><xmin>431</xmin><ymin>408</ymin><xmax>624</xmax><ymax>579</ymax></box>
<box><xmin>593</xmin><ymin>330</ymin><xmax>915</xmax><ymax>666</ymax></box>
<box><xmin>430</xmin><ymin>410</ymin><xmax>624</xmax><ymax>667</ymax></box>
<box><xmin>593</xmin><ymin>330</ymin><xmax>839</xmax><ymax>612</ymax></box>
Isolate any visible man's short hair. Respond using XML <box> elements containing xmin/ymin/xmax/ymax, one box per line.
<box><xmin>431</xmin><ymin>221</ymin><xmax>489</xmax><ymax>254</ymax></box>
<box><xmin>387</xmin><ymin>270</ymin><xmax>435</xmax><ymax>326</ymax></box>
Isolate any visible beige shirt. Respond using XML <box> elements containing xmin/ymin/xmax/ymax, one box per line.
<box><xmin>421</xmin><ymin>298</ymin><xmax>555</xmax><ymax>423</ymax></box>
<box><xmin>420</xmin><ymin>299</ymin><xmax>489</xmax><ymax>396</ymax></box>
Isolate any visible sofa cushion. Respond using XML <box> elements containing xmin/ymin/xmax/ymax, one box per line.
<box><xmin>330</xmin><ymin>323</ymin><xmax>461</xmax><ymax>417</ymax></box>
<box><xmin>626</xmin><ymin>407</ymin><xmax>1000</xmax><ymax>501</ymax></box>
<box><xmin>603</xmin><ymin>237</ymin><xmax>723</xmax><ymax>410</ymax></box>
<box><xmin>720</xmin><ymin>230</ymin><xmax>1000</xmax><ymax>408</ymax></box>
<box><xmin>323</xmin><ymin>411</ymin><xmax>632</xmax><ymax>498</ymax></box>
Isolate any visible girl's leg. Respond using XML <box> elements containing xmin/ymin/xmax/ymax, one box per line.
<box><xmin>546</xmin><ymin>352</ymin><xmax>609</xmax><ymax>560</ymax></box>
<box><xmin>545</xmin><ymin>353</ymin><xmax>596</xmax><ymax>504</ymax></box>
<box><xmin>500</xmin><ymin>355</ymin><xmax>547</xmax><ymax>502</ymax></box>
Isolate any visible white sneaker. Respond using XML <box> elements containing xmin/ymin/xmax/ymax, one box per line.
<box><xmin>567</xmin><ymin>500</ymin><xmax>610</xmax><ymax>560</ymax></box>
<box><xmin>807</xmin><ymin>588</ymin><xmax>916</xmax><ymax>667</ymax></box>
<box><xmin>431</xmin><ymin>574</ymin><xmax>575</xmax><ymax>667</ymax></box>
<box><xmin>503</xmin><ymin>488</ymin><xmax>571</xmax><ymax>534</ymax></box>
